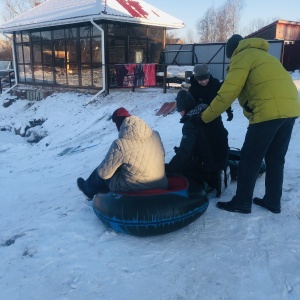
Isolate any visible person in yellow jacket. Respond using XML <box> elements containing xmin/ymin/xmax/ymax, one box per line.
<box><xmin>201</xmin><ymin>34</ymin><xmax>300</xmax><ymax>214</ymax></box>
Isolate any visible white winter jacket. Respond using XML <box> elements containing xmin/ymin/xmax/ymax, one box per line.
<box><xmin>97</xmin><ymin>116</ymin><xmax>168</xmax><ymax>192</ymax></box>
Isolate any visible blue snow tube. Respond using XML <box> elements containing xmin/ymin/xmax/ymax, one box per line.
<box><xmin>92</xmin><ymin>175</ymin><xmax>209</xmax><ymax>236</ymax></box>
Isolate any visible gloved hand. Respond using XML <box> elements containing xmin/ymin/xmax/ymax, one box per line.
<box><xmin>173</xmin><ymin>146</ymin><xmax>179</xmax><ymax>153</ymax></box>
<box><xmin>227</xmin><ymin>110</ymin><xmax>233</xmax><ymax>121</ymax></box>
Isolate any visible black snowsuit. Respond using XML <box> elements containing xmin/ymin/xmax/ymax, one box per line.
<box><xmin>166</xmin><ymin>104</ymin><xmax>229</xmax><ymax>184</ymax></box>
<box><xmin>188</xmin><ymin>74</ymin><xmax>233</xmax><ymax>120</ymax></box>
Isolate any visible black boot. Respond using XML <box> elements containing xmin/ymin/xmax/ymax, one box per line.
<box><xmin>253</xmin><ymin>197</ymin><xmax>281</xmax><ymax>214</ymax></box>
<box><xmin>216</xmin><ymin>196</ymin><xmax>251</xmax><ymax>214</ymax></box>
<box><xmin>77</xmin><ymin>177</ymin><xmax>94</xmax><ymax>200</ymax></box>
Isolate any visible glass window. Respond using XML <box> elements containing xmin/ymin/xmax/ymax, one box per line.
<box><xmin>66</xmin><ymin>37</ymin><xmax>78</xmax><ymax>85</ymax></box>
<box><xmin>80</xmin><ymin>38</ymin><xmax>91</xmax><ymax>64</ymax></box>
<box><xmin>54</xmin><ymin>40</ymin><xmax>65</xmax><ymax>64</ymax></box>
<box><xmin>23</xmin><ymin>45</ymin><xmax>31</xmax><ymax>63</ymax></box>
<box><xmin>33</xmin><ymin>65</ymin><xmax>43</xmax><ymax>83</ymax></box>
<box><xmin>15</xmin><ymin>32</ymin><xmax>22</xmax><ymax>43</ymax></box>
<box><xmin>32</xmin><ymin>43</ymin><xmax>42</xmax><ymax>64</ymax></box>
<box><xmin>13</xmin><ymin>24</ymin><xmax>106</xmax><ymax>88</ymax></box>
<box><xmin>31</xmin><ymin>31</ymin><xmax>41</xmax><ymax>42</ymax></box>
<box><xmin>55</xmin><ymin>65</ymin><xmax>67</xmax><ymax>85</ymax></box>
<box><xmin>66</xmin><ymin>40</ymin><xmax>78</xmax><ymax>63</ymax></box>
<box><xmin>42</xmin><ymin>42</ymin><xmax>53</xmax><ymax>64</ymax></box>
<box><xmin>41</xmin><ymin>31</ymin><xmax>51</xmax><ymax>41</ymax></box>
<box><xmin>81</xmin><ymin>65</ymin><xmax>92</xmax><ymax>86</ymax></box>
<box><xmin>107</xmin><ymin>65</ymin><xmax>116</xmax><ymax>87</ymax></box>
<box><xmin>65</xmin><ymin>28</ymin><xmax>77</xmax><ymax>38</ymax></box>
<box><xmin>92</xmin><ymin>25</ymin><xmax>102</xmax><ymax>36</ymax></box>
<box><xmin>93</xmin><ymin>67</ymin><xmax>102</xmax><ymax>87</ymax></box>
<box><xmin>16</xmin><ymin>45</ymin><xmax>24</xmax><ymax>63</ymax></box>
<box><xmin>67</xmin><ymin>63</ymin><xmax>79</xmax><ymax>86</ymax></box>
<box><xmin>18</xmin><ymin>65</ymin><xmax>25</xmax><ymax>82</ymax></box>
<box><xmin>92</xmin><ymin>37</ymin><xmax>102</xmax><ymax>65</ymax></box>
<box><xmin>54</xmin><ymin>29</ymin><xmax>64</xmax><ymax>40</ymax></box>
<box><xmin>43</xmin><ymin>66</ymin><xmax>54</xmax><ymax>83</ymax></box>
<box><xmin>22</xmin><ymin>31</ymin><xmax>30</xmax><ymax>43</ymax></box>
<box><xmin>24</xmin><ymin>65</ymin><xmax>33</xmax><ymax>83</ymax></box>
<box><xmin>80</xmin><ymin>26</ymin><xmax>92</xmax><ymax>37</ymax></box>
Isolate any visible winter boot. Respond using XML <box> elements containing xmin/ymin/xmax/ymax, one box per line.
<box><xmin>77</xmin><ymin>177</ymin><xmax>94</xmax><ymax>200</ymax></box>
<box><xmin>253</xmin><ymin>197</ymin><xmax>281</xmax><ymax>214</ymax></box>
<box><xmin>216</xmin><ymin>196</ymin><xmax>251</xmax><ymax>214</ymax></box>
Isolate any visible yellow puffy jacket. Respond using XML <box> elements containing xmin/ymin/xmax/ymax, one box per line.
<box><xmin>201</xmin><ymin>38</ymin><xmax>300</xmax><ymax>124</ymax></box>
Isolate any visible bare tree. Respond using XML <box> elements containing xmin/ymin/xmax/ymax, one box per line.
<box><xmin>166</xmin><ymin>32</ymin><xmax>183</xmax><ymax>44</ymax></box>
<box><xmin>196</xmin><ymin>0</ymin><xmax>245</xmax><ymax>42</ymax></box>
<box><xmin>197</xmin><ymin>7</ymin><xmax>218</xmax><ymax>43</ymax></box>
<box><xmin>1</xmin><ymin>0</ymin><xmax>44</xmax><ymax>22</ymax></box>
<box><xmin>184</xmin><ymin>29</ymin><xmax>197</xmax><ymax>44</ymax></box>
<box><xmin>0</xmin><ymin>39</ymin><xmax>13</xmax><ymax>60</ymax></box>
<box><xmin>241</xmin><ymin>18</ymin><xmax>277</xmax><ymax>36</ymax></box>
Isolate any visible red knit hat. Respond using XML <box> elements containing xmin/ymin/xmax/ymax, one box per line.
<box><xmin>112</xmin><ymin>107</ymin><xmax>131</xmax><ymax>131</ymax></box>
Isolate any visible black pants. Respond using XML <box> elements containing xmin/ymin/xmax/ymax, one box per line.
<box><xmin>84</xmin><ymin>168</ymin><xmax>111</xmax><ymax>195</ymax></box>
<box><xmin>234</xmin><ymin>118</ymin><xmax>296</xmax><ymax>210</ymax></box>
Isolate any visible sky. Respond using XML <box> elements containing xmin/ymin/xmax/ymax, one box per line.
<box><xmin>0</xmin><ymin>68</ymin><xmax>300</xmax><ymax>299</ymax></box>
<box><xmin>147</xmin><ymin>0</ymin><xmax>300</xmax><ymax>38</ymax></box>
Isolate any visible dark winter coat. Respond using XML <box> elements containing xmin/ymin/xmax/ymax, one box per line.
<box><xmin>188</xmin><ymin>75</ymin><xmax>233</xmax><ymax>119</ymax></box>
<box><xmin>166</xmin><ymin>104</ymin><xmax>229</xmax><ymax>178</ymax></box>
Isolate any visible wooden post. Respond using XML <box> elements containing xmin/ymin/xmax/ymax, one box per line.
<box><xmin>163</xmin><ymin>64</ymin><xmax>167</xmax><ymax>94</ymax></box>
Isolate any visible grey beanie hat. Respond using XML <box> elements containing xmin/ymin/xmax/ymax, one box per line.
<box><xmin>226</xmin><ymin>34</ymin><xmax>243</xmax><ymax>58</ymax></box>
<box><xmin>175</xmin><ymin>90</ymin><xmax>195</xmax><ymax>112</ymax></box>
<box><xmin>193</xmin><ymin>64</ymin><xmax>210</xmax><ymax>81</ymax></box>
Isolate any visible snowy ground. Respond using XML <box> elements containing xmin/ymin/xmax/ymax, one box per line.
<box><xmin>0</xmin><ymin>71</ymin><xmax>300</xmax><ymax>300</ymax></box>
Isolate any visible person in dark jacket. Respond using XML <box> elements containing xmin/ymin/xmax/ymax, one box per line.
<box><xmin>189</xmin><ymin>64</ymin><xmax>233</xmax><ymax>121</ymax></box>
<box><xmin>165</xmin><ymin>90</ymin><xmax>229</xmax><ymax>196</ymax></box>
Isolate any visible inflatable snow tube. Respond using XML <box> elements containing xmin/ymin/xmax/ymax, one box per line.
<box><xmin>92</xmin><ymin>175</ymin><xmax>209</xmax><ymax>236</ymax></box>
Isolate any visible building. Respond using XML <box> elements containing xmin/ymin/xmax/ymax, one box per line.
<box><xmin>246</xmin><ymin>20</ymin><xmax>300</xmax><ymax>71</ymax></box>
<box><xmin>0</xmin><ymin>0</ymin><xmax>184</xmax><ymax>94</ymax></box>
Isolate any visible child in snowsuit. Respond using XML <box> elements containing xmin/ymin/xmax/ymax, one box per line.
<box><xmin>189</xmin><ymin>64</ymin><xmax>233</xmax><ymax>121</ymax></box>
<box><xmin>165</xmin><ymin>90</ymin><xmax>229</xmax><ymax>196</ymax></box>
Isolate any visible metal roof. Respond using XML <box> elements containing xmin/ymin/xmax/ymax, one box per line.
<box><xmin>245</xmin><ymin>20</ymin><xmax>300</xmax><ymax>38</ymax></box>
<box><xmin>0</xmin><ymin>0</ymin><xmax>185</xmax><ymax>33</ymax></box>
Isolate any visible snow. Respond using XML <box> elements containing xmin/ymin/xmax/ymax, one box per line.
<box><xmin>0</xmin><ymin>0</ymin><xmax>184</xmax><ymax>32</ymax></box>
<box><xmin>0</xmin><ymin>71</ymin><xmax>300</xmax><ymax>299</ymax></box>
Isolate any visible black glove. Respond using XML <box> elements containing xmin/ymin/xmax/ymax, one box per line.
<box><xmin>227</xmin><ymin>110</ymin><xmax>233</xmax><ymax>121</ymax></box>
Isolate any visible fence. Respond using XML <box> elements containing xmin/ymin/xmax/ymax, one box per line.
<box><xmin>160</xmin><ymin>40</ymin><xmax>284</xmax><ymax>81</ymax></box>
